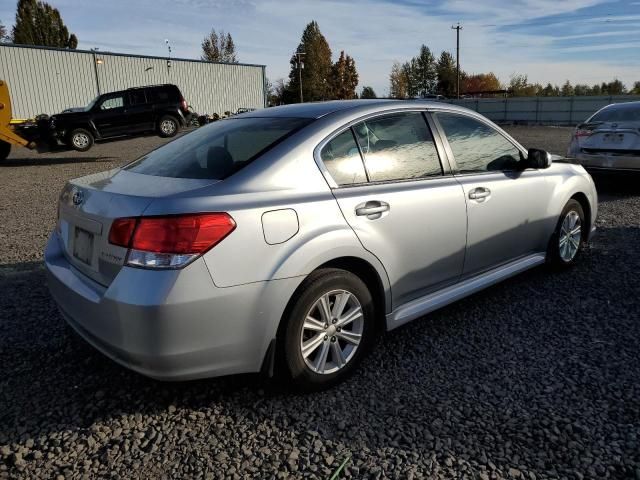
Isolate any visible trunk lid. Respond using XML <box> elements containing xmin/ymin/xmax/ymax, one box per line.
<box><xmin>57</xmin><ymin>168</ymin><xmax>218</xmax><ymax>286</ymax></box>
<box><xmin>581</xmin><ymin>121</ymin><xmax>640</xmax><ymax>155</ymax></box>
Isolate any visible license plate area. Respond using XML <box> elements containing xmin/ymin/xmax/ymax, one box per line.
<box><xmin>603</xmin><ymin>133</ymin><xmax>624</xmax><ymax>144</ymax></box>
<box><xmin>73</xmin><ymin>227</ymin><xmax>94</xmax><ymax>265</ymax></box>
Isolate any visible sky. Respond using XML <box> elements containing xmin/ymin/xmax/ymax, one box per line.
<box><xmin>1</xmin><ymin>0</ymin><xmax>639</xmax><ymax>96</ymax></box>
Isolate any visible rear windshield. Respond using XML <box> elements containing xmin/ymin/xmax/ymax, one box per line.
<box><xmin>125</xmin><ymin>117</ymin><xmax>312</xmax><ymax>179</ymax></box>
<box><xmin>590</xmin><ymin>104</ymin><xmax>640</xmax><ymax>123</ymax></box>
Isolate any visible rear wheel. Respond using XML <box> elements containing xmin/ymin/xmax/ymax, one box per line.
<box><xmin>158</xmin><ymin>115</ymin><xmax>179</xmax><ymax>137</ymax></box>
<box><xmin>0</xmin><ymin>140</ymin><xmax>10</xmax><ymax>162</ymax></box>
<box><xmin>548</xmin><ymin>199</ymin><xmax>585</xmax><ymax>267</ymax></box>
<box><xmin>69</xmin><ymin>128</ymin><xmax>94</xmax><ymax>152</ymax></box>
<box><xmin>281</xmin><ymin>268</ymin><xmax>375</xmax><ymax>390</ymax></box>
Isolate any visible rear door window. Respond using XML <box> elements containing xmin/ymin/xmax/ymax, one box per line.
<box><xmin>129</xmin><ymin>90</ymin><xmax>147</xmax><ymax>105</ymax></box>
<box><xmin>352</xmin><ymin>112</ymin><xmax>443</xmax><ymax>182</ymax></box>
<box><xmin>320</xmin><ymin>130</ymin><xmax>368</xmax><ymax>186</ymax></box>
<box><xmin>125</xmin><ymin>117</ymin><xmax>312</xmax><ymax>179</ymax></box>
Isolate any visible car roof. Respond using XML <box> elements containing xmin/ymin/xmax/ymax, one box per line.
<box><xmin>600</xmin><ymin>101</ymin><xmax>640</xmax><ymax>110</ymax></box>
<box><xmin>243</xmin><ymin>99</ymin><xmax>472</xmax><ymax>119</ymax></box>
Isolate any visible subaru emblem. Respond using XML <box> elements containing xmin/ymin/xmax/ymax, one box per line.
<box><xmin>72</xmin><ymin>189</ymin><xmax>84</xmax><ymax>206</ymax></box>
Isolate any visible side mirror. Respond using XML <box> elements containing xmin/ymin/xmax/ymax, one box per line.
<box><xmin>525</xmin><ymin>148</ymin><xmax>552</xmax><ymax>169</ymax></box>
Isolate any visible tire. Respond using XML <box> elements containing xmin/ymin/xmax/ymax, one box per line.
<box><xmin>0</xmin><ymin>140</ymin><xmax>10</xmax><ymax>162</ymax></box>
<box><xmin>548</xmin><ymin>199</ymin><xmax>585</xmax><ymax>268</ymax></box>
<box><xmin>68</xmin><ymin>128</ymin><xmax>94</xmax><ymax>152</ymax></box>
<box><xmin>158</xmin><ymin>115</ymin><xmax>179</xmax><ymax>137</ymax></box>
<box><xmin>281</xmin><ymin>268</ymin><xmax>376</xmax><ymax>391</ymax></box>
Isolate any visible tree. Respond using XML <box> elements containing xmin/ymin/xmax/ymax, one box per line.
<box><xmin>631</xmin><ymin>81</ymin><xmax>640</xmax><ymax>95</ymax></box>
<box><xmin>464</xmin><ymin>72</ymin><xmax>501</xmax><ymax>95</ymax></box>
<box><xmin>436</xmin><ymin>51</ymin><xmax>456</xmax><ymax>97</ymax></box>
<box><xmin>401</xmin><ymin>61</ymin><xmax>416</xmax><ymax>97</ymax></box>
<box><xmin>0</xmin><ymin>20</ymin><xmax>7</xmax><ymax>41</ymax></box>
<box><xmin>201</xmin><ymin>29</ymin><xmax>238</xmax><ymax>63</ymax></box>
<box><xmin>360</xmin><ymin>86</ymin><xmax>377</xmax><ymax>99</ymax></box>
<box><xmin>541</xmin><ymin>83</ymin><xmax>555</xmax><ymax>96</ymax></box>
<box><xmin>508</xmin><ymin>74</ymin><xmax>540</xmax><ymax>96</ymax></box>
<box><xmin>561</xmin><ymin>80</ymin><xmax>574</xmax><ymax>97</ymax></box>
<box><xmin>590</xmin><ymin>84</ymin><xmax>602</xmax><ymax>96</ymax></box>
<box><xmin>411</xmin><ymin>45</ymin><xmax>437</xmax><ymax>97</ymax></box>
<box><xmin>267</xmin><ymin>78</ymin><xmax>287</xmax><ymax>106</ymax></box>
<box><xmin>330</xmin><ymin>50</ymin><xmax>359</xmax><ymax>99</ymax></box>
<box><xmin>607</xmin><ymin>79</ymin><xmax>626</xmax><ymax>95</ymax></box>
<box><xmin>12</xmin><ymin>0</ymin><xmax>77</xmax><ymax>48</ymax></box>
<box><xmin>389</xmin><ymin>61</ymin><xmax>409</xmax><ymax>98</ymax></box>
<box><xmin>573</xmin><ymin>84</ymin><xmax>590</xmax><ymax>96</ymax></box>
<box><xmin>285</xmin><ymin>21</ymin><xmax>333</xmax><ymax>103</ymax></box>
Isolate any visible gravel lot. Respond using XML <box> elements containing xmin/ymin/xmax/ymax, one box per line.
<box><xmin>1</xmin><ymin>126</ymin><xmax>640</xmax><ymax>479</ymax></box>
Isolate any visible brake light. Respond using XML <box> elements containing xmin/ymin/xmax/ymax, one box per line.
<box><xmin>109</xmin><ymin>213</ymin><xmax>236</xmax><ymax>268</ymax></box>
<box><xmin>180</xmin><ymin>98</ymin><xmax>188</xmax><ymax>112</ymax></box>
<box><xmin>575</xmin><ymin>124</ymin><xmax>595</xmax><ymax>138</ymax></box>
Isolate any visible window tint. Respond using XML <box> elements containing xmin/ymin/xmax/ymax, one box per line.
<box><xmin>125</xmin><ymin>117</ymin><xmax>311</xmax><ymax>179</ymax></box>
<box><xmin>148</xmin><ymin>87</ymin><xmax>174</xmax><ymax>103</ymax></box>
<box><xmin>353</xmin><ymin>112</ymin><xmax>442</xmax><ymax>182</ymax></box>
<box><xmin>437</xmin><ymin>113</ymin><xmax>522</xmax><ymax>173</ymax></box>
<box><xmin>99</xmin><ymin>95</ymin><xmax>124</xmax><ymax>110</ymax></box>
<box><xmin>320</xmin><ymin>130</ymin><xmax>367</xmax><ymax>186</ymax></box>
<box><xmin>129</xmin><ymin>90</ymin><xmax>147</xmax><ymax>105</ymax></box>
<box><xmin>591</xmin><ymin>104</ymin><xmax>640</xmax><ymax>123</ymax></box>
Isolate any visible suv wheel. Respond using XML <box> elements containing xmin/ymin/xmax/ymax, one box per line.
<box><xmin>69</xmin><ymin>128</ymin><xmax>94</xmax><ymax>152</ymax></box>
<box><xmin>548</xmin><ymin>199</ymin><xmax>585</xmax><ymax>267</ymax></box>
<box><xmin>158</xmin><ymin>116</ymin><xmax>179</xmax><ymax>137</ymax></box>
<box><xmin>282</xmin><ymin>268</ymin><xmax>375</xmax><ymax>390</ymax></box>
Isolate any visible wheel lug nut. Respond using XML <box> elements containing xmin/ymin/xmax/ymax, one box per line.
<box><xmin>337</xmin><ymin>327</ymin><xmax>341</xmax><ymax>332</ymax></box>
<box><xmin>331</xmin><ymin>336</ymin><xmax>336</xmax><ymax>342</ymax></box>
<box><xmin>324</xmin><ymin>323</ymin><xmax>328</xmax><ymax>329</ymax></box>
<box><xmin>332</xmin><ymin>319</ymin><xmax>337</xmax><ymax>324</ymax></box>
<box><xmin>324</xmin><ymin>335</ymin><xmax>328</xmax><ymax>341</ymax></box>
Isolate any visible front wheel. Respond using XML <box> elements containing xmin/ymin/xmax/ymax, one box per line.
<box><xmin>548</xmin><ymin>199</ymin><xmax>585</xmax><ymax>267</ymax></box>
<box><xmin>158</xmin><ymin>116</ymin><xmax>179</xmax><ymax>137</ymax></box>
<box><xmin>281</xmin><ymin>268</ymin><xmax>376</xmax><ymax>391</ymax></box>
<box><xmin>69</xmin><ymin>128</ymin><xmax>94</xmax><ymax>152</ymax></box>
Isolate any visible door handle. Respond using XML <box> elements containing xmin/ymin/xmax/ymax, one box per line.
<box><xmin>468</xmin><ymin>187</ymin><xmax>491</xmax><ymax>200</ymax></box>
<box><xmin>355</xmin><ymin>201</ymin><xmax>390</xmax><ymax>218</ymax></box>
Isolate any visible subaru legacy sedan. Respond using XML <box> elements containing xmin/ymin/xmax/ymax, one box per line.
<box><xmin>46</xmin><ymin>100</ymin><xmax>597</xmax><ymax>390</ymax></box>
<box><xmin>568</xmin><ymin>101</ymin><xmax>640</xmax><ymax>172</ymax></box>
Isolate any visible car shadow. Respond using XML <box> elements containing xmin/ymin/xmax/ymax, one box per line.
<box><xmin>1</xmin><ymin>225</ymin><xmax>639</xmax><ymax>478</ymax></box>
<box><xmin>590</xmin><ymin>171</ymin><xmax>640</xmax><ymax>199</ymax></box>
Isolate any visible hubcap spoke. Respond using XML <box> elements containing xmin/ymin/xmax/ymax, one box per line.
<box><xmin>559</xmin><ymin>210</ymin><xmax>581</xmax><ymax>261</ymax></box>
<box><xmin>336</xmin><ymin>330</ymin><xmax>361</xmax><ymax>345</ymax></box>
<box><xmin>303</xmin><ymin>316</ymin><xmax>326</xmax><ymax>332</ymax></box>
<box><xmin>336</xmin><ymin>306</ymin><xmax>362</xmax><ymax>328</ymax></box>
<box><xmin>332</xmin><ymin>292</ymin><xmax>351</xmax><ymax>318</ymax></box>
<box><xmin>317</xmin><ymin>295</ymin><xmax>332</xmax><ymax>323</ymax></box>
<box><xmin>302</xmin><ymin>333</ymin><xmax>325</xmax><ymax>359</ymax></box>
<box><xmin>312</xmin><ymin>341</ymin><xmax>331</xmax><ymax>373</ymax></box>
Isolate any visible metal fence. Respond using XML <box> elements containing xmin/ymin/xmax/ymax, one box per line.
<box><xmin>0</xmin><ymin>43</ymin><xmax>267</xmax><ymax>118</ymax></box>
<box><xmin>444</xmin><ymin>95</ymin><xmax>640</xmax><ymax>125</ymax></box>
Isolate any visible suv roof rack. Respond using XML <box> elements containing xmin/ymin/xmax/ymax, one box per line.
<box><xmin>126</xmin><ymin>84</ymin><xmax>176</xmax><ymax>91</ymax></box>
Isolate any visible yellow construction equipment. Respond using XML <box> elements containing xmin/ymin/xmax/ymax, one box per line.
<box><xmin>0</xmin><ymin>80</ymin><xmax>37</xmax><ymax>161</ymax></box>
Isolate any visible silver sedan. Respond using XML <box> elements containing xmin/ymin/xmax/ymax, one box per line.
<box><xmin>568</xmin><ymin>101</ymin><xmax>640</xmax><ymax>171</ymax></box>
<box><xmin>45</xmin><ymin>100</ymin><xmax>597</xmax><ymax>390</ymax></box>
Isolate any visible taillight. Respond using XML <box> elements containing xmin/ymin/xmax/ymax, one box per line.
<box><xmin>180</xmin><ymin>98</ymin><xmax>188</xmax><ymax>112</ymax></box>
<box><xmin>109</xmin><ymin>213</ymin><xmax>235</xmax><ymax>269</ymax></box>
<box><xmin>575</xmin><ymin>124</ymin><xmax>594</xmax><ymax>138</ymax></box>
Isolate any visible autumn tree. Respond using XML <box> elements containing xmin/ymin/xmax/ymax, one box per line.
<box><xmin>360</xmin><ymin>86</ymin><xmax>377</xmax><ymax>99</ymax></box>
<box><xmin>201</xmin><ymin>29</ymin><xmax>238</xmax><ymax>63</ymax></box>
<box><xmin>389</xmin><ymin>61</ymin><xmax>409</xmax><ymax>98</ymax></box>
<box><xmin>464</xmin><ymin>72</ymin><xmax>502</xmax><ymax>94</ymax></box>
<box><xmin>12</xmin><ymin>0</ymin><xmax>78</xmax><ymax>48</ymax></box>
<box><xmin>285</xmin><ymin>21</ymin><xmax>333</xmax><ymax>103</ymax></box>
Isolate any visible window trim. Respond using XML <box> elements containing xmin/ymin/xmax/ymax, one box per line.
<box><xmin>430</xmin><ymin>109</ymin><xmax>528</xmax><ymax>177</ymax></box>
<box><xmin>314</xmin><ymin>108</ymin><xmax>454</xmax><ymax>189</ymax></box>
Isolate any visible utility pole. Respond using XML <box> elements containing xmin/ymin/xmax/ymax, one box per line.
<box><xmin>294</xmin><ymin>51</ymin><xmax>306</xmax><ymax>103</ymax></box>
<box><xmin>91</xmin><ymin>48</ymin><xmax>101</xmax><ymax>95</ymax></box>
<box><xmin>451</xmin><ymin>23</ymin><xmax>462</xmax><ymax>99</ymax></box>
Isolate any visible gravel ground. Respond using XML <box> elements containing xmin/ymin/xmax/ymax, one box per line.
<box><xmin>1</xmin><ymin>127</ymin><xmax>640</xmax><ymax>479</ymax></box>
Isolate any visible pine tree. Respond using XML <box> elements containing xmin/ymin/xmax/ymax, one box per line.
<box><xmin>411</xmin><ymin>45</ymin><xmax>437</xmax><ymax>97</ymax></box>
<box><xmin>561</xmin><ymin>80</ymin><xmax>574</xmax><ymax>96</ymax></box>
<box><xmin>285</xmin><ymin>21</ymin><xmax>333</xmax><ymax>103</ymax></box>
<box><xmin>330</xmin><ymin>51</ymin><xmax>359</xmax><ymax>99</ymax></box>
<box><xmin>0</xmin><ymin>20</ymin><xmax>7</xmax><ymax>41</ymax></box>
<box><xmin>12</xmin><ymin>0</ymin><xmax>77</xmax><ymax>48</ymax></box>
<box><xmin>360</xmin><ymin>86</ymin><xmax>377</xmax><ymax>99</ymax></box>
<box><xmin>436</xmin><ymin>51</ymin><xmax>456</xmax><ymax>97</ymax></box>
<box><xmin>201</xmin><ymin>29</ymin><xmax>238</xmax><ymax>63</ymax></box>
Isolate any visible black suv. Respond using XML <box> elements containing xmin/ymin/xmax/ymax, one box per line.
<box><xmin>49</xmin><ymin>84</ymin><xmax>191</xmax><ymax>152</ymax></box>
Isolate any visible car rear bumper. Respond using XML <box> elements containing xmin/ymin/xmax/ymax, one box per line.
<box><xmin>576</xmin><ymin>152</ymin><xmax>640</xmax><ymax>171</ymax></box>
<box><xmin>45</xmin><ymin>232</ymin><xmax>298</xmax><ymax>381</ymax></box>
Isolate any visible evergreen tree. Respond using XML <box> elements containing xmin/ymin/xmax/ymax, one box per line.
<box><xmin>285</xmin><ymin>21</ymin><xmax>333</xmax><ymax>103</ymax></box>
<box><xmin>573</xmin><ymin>84</ymin><xmax>590</xmax><ymax>96</ymax></box>
<box><xmin>631</xmin><ymin>81</ymin><xmax>640</xmax><ymax>95</ymax></box>
<box><xmin>360</xmin><ymin>86</ymin><xmax>377</xmax><ymax>99</ymax></box>
<box><xmin>411</xmin><ymin>45</ymin><xmax>437</xmax><ymax>97</ymax></box>
<box><xmin>330</xmin><ymin>51</ymin><xmax>359</xmax><ymax>99</ymax></box>
<box><xmin>591</xmin><ymin>84</ymin><xmax>602</xmax><ymax>96</ymax></box>
<box><xmin>607</xmin><ymin>79</ymin><xmax>625</xmax><ymax>95</ymax></box>
<box><xmin>561</xmin><ymin>80</ymin><xmax>574</xmax><ymax>96</ymax></box>
<box><xmin>12</xmin><ymin>0</ymin><xmax>78</xmax><ymax>48</ymax></box>
<box><xmin>0</xmin><ymin>20</ymin><xmax>7</xmax><ymax>41</ymax></box>
<box><xmin>401</xmin><ymin>61</ymin><xmax>416</xmax><ymax>97</ymax></box>
<box><xmin>436</xmin><ymin>51</ymin><xmax>456</xmax><ymax>97</ymax></box>
<box><xmin>201</xmin><ymin>29</ymin><xmax>238</xmax><ymax>63</ymax></box>
<box><xmin>541</xmin><ymin>83</ymin><xmax>555</xmax><ymax>96</ymax></box>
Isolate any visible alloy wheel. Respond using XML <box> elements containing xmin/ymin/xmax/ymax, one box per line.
<box><xmin>72</xmin><ymin>133</ymin><xmax>89</xmax><ymax>149</ymax></box>
<box><xmin>300</xmin><ymin>289</ymin><xmax>364</xmax><ymax>375</ymax></box>
<box><xmin>559</xmin><ymin>210</ymin><xmax>582</xmax><ymax>262</ymax></box>
<box><xmin>160</xmin><ymin>119</ymin><xmax>176</xmax><ymax>135</ymax></box>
